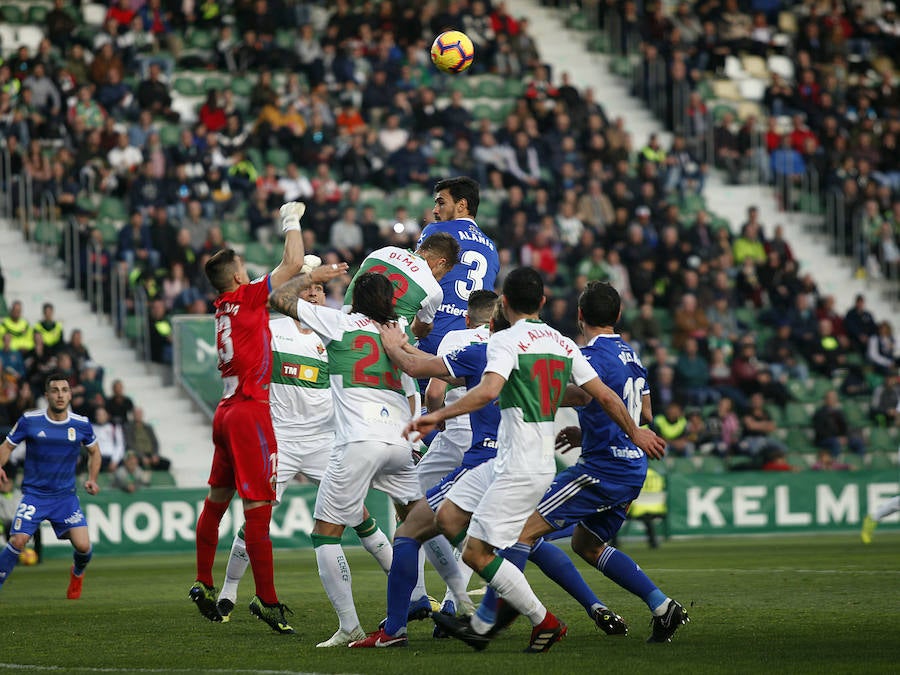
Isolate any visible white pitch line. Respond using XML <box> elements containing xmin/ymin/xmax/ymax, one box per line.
<box><xmin>0</xmin><ymin>667</ymin><xmax>361</xmax><ymax>675</ymax></box>
<box><xmin>646</xmin><ymin>568</ymin><xmax>900</xmax><ymax>574</ymax></box>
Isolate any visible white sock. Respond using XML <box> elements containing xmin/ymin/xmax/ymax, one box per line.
<box><xmin>315</xmin><ymin>543</ymin><xmax>361</xmax><ymax>632</ymax></box>
<box><xmin>873</xmin><ymin>496</ymin><xmax>900</xmax><ymax>521</ymax></box>
<box><xmin>442</xmin><ymin>546</ymin><xmax>474</xmax><ymax>608</ymax></box>
<box><xmin>423</xmin><ymin>535</ymin><xmax>473</xmax><ymax>612</ymax></box>
<box><xmin>410</xmin><ymin>546</ymin><xmax>427</xmax><ymax>601</ymax></box>
<box><xmin>218</xmin><ymin>534</ymin><xmax>249</xmax><ymax>603</ymax></box>
<box><xmin>486</xmin><ymin>558</ymin><xmax>545</xmax><ymax>625</ymax></box>
<box><xmin>652</xmin><ymin>598</ymin><xmax>673</xmax><ymax>616</ymax></box>
<box><xmin>359</xmin><ymin>528</ymin><xmax>393</xmax><ymax>574</ymax></box>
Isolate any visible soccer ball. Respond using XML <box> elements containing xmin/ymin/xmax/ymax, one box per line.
<box><xmin>19</xmin><ymin>548</ymin><xmax>38</xmax><ymax>566</ymax></box>
<box><xmin>431</xmin><ymin>30</ymin><xmax>475</xmax><ymax>74</ymax></box>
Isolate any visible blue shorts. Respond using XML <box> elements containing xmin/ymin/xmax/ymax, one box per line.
<box><xmin>9</xmin><ymin>492</ymin><xmax>87</xmax><ymax>539</ymax></box>
<box><xmin>426</xmin><ymin>465</ymin><xmax>471</xmax><ymax>512</ymax></box>
<box><xmin>536</xmin><ymin>466</ymin><xmax>642</xmax><ymax>544</ymax></box>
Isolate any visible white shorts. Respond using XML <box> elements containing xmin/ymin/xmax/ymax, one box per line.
<box><xmin>417</xmin><ymin>428</ymin><xmax>471</xmax><ymax>491</ymax></box>
<box><xmin>274</xmin><ymin>432</ymin><xmax>333</xmax><ymax>504</ymax></box>
<box><xmin>455</xmin><ymin>461</ymin><xmax>554</xmax><ymax>550</ymax></box>
<box><xmin>314</xmin><ymin>440</ymin><xmax>422</xmax><ymax>526</ymax></box>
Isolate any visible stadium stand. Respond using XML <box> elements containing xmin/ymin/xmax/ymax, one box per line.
<box><xmin>0</xmin><ymin>0</ymin><xmax>897</xmax><ymax>488</ymax></box>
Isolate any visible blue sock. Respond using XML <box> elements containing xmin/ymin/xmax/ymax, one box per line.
<box><xmin>0</xmin><ymin>542</ymin><xmax>22</xmax><ymax>588</ymax></box>
<box><xmin>475</xmin><ymin>543</ymin><xmax>530</xmax><ymax>625</ymax></box>
<box><xmin>597</xmin><ymin>545</ymin><xmax>667</xmax><ymax>612</ymax></box>
<box><xmin>530</xmin><ymin>537</ymin><xmax>604</xmax><ymax>614</ymax></box>
<box><xmin>73</xmin><ymin>547</ymin><xmax>93</xmax><ymax>576</ymax></box>
<box><xmin>543</xmin><ymin>523</ymin><xmax>576</xmax><ymax>542</ymax></box>
<box><xmin>385</xmin><ymin>537</ymin><xmax>420</xmax><ymax>636</ymax></box>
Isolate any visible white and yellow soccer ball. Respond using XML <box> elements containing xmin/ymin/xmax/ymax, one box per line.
<box><xmin>431</xmin><ymin>30</ymin><xmax>475</xmax><ymax>74</ymax></box>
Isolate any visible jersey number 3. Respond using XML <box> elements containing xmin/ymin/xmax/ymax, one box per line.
<box><xmin>455</xmin><ymin>251</ymin><xmax>489</xmax><ymax>300</ymax></box>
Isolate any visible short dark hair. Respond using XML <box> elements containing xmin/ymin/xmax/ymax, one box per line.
<box><xmin>350</xmin><ymin>272</ymin><xmax>398</xmax><ymax>324</ymax></box>
<box><xmin>417</xmin><ymin>231</ymin><xmax>460</xmax><ymax>270</ymax></box>
<box><xmin>490</xmin><ymin>300</ymin><xmax>512</xmax><ymax>333</ymax></box>
<box><xmin>467</xmin><ymin>290</ymin><xmax>499</xmax><ymax>325</ymax></box>
<box><xmin>578</xmin><ymin>281</ymin><xmax>622</xmax><ymax>328</ymax></box>
<box><xmin>205</xmin><ymin>248</ymin><xmax>240</xmax><ymax>293</ymax></box>
<box><xmin>44</xmin><ymin>372</ymin><xmax>71</xmax><ymax>392</ymax></box>
<box><xmin>433</xmin><ymin>176</ymin><xmax>480</xmax><ymax>218</ymax></box>
<box><xmin>502</xmin><ymin>267</ymin><xmax>544</xmax><ymax>315</ymax></box>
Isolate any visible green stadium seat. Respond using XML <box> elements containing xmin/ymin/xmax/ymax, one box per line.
<box><xmin>149</xmin><ymin>471</ymin><xmax>177</xmax><ymax>487</ymax></box>
<box><xmin>96</xmin><ymin>218</ymin><xmax>120</xmax><ymax>246</ymax></box>
<box><xmin>98</xmin><ymin>196</ymin><xmax>128</xmax><ymax>222</ymax></box>
<box><xmin>230</xmin><ymin>76</ymin><xmax>253</xmax><ymax>97</ymax></box>
<box><xmin>123</xmin><ymin>314</ymin><xmax>143</xmax><ymax>341</ymax></box>
<box><xmin>172</xmin><ymin>77</ymin><xmax>203</xmax><ymax>97</ymax></box>
<box><xmin>666</xmin><ymin>456</ymin><xmax>697</xmax><ymax>474</ymax></box>
<box><xmin>867</xmin><ymin>427</ymin><xmax>896</xmax><ymax>452</ymax></box>
<box><xmin>243</xmin><ymin>242</ymin><xmax>274</xmax><ymax>266</ymax></box>
<box><xmin>202</xmin><ymin>76</ymin><xmax>228</xmax><ymax>93</ymax></box>
<box><xmin>698</xmin><ymin>455</ymin><xmax>726</xmax><ymax>474</ymax></box>
<box><xmin>28</xmin><ymin>5</ymin><xmax>49</xmax><ymax>23</ymax></box>
<box><xmin>471</xmin><ymin>103</ymin><xmax>495</xmax><ymax>121</ymax></box>
<box><xmin>222</xmin><ymin>220</ymin><xmax>250</xmax><ymax>245</ymax></box>
<box><xmin>186</xmin><ymin>29</ymin><xmax>215</xmax><ymax>50</ymax></box>
<box><xmin>842</xmin><ymin>453</ymin><xmax>865</xmax><ymax>470</ymax></box>
<box><xmin>503</xmin><ymin>79</ymin><xmax>526</xmax><ymax>98</ymax></box>
<box><xmin>159</xmin><ymin>123</ymin><xmax>182</xmax><ymax>147</ymax></box>
<box><xmin>33</xmin><ymin>220</ymin><xmax>62</xmax><ymax>248</ymax></box>
<box><xmin>843</xmin><ymin>401</ymin><xmax>868</xmax><ymax>428</ymax></box>
<box><xmin>0</xmin><ymin>296</ymin><xmax>7</xmax><ymax>318</ymax></box>
<box><xmin>785</xmin><ymin>452</ymin><xmax>810</xmax><ymax>469</ymax></box>
<box><xmin>587</xmin><ymin>33</ymin><xmax>610</xmax><ymax>53</ymax></box>
<box><xmin>785</xmin><ymin>428</ymin><xmax>816</xmax><ymax>453</ymax></box>
<box><xmin>566</xmin><ymin>12</ymin><xmax>590</xmax><ymax>30</ymax></box>
<box><xmin>867</xmin><ymin>451</ymin><xmax>897</xmax><ymax>470</ymax></box>
<box><xmin>265</xmin><ymin>147</ymin><xmax>292</xmax><ymax>170</ymax></box>
<box><xmin>0</xmin><ymin>5</ymin><xmax>25</xmax><ymax>23</ymax></box>
<box><xmin>782</xmin><ymin>402</ymin><xmax>811</xmax><ymax>428</ymax></box>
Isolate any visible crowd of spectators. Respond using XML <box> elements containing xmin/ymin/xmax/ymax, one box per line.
<box><xmin>0</xmin><ymin>298</ymin><xmax>170</xmax><ymax>483</ymax></box>
<box><xmin>605</xmin><ymin>0</ymin><xmax>900</xmax><ymax>281</ymax></box>
<box><xmin>0</xmin><ymin>0</ymin><xmax>897</xmax><ymax>471</ymax></box>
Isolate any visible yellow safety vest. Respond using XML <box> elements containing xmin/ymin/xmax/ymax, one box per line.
<box><xmin>629</xmin><ymin>468</ymin><xmax>667</xmax><ymax>518</ymax></box>
<box><xmin>33</xmin><ymin>320</ymin><xmax>64</xmax><ymax>349</ymax></box>
<box><xmin>0</xmin><ymin>317</ymin><xmax>34</xmax><ymax>351</ymax></box>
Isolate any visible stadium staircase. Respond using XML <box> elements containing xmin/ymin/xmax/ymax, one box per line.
<box><xmin>509</xmin><ymin>0</ymin><xmax>898</xmax><ymax>330</ymax></box>
<box><xmin>0</xmin><ymin>218</ymin><xmax>214</xmax><ymax>487</ymax></box>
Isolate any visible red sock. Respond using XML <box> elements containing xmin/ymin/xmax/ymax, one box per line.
<box><xmin>195</xmin><ymin>498</ymin><xmax>229</xmax><ymax>586</ymax></box>
<box><xmin>244</xmin><ymin>504</ymin><xmax>277</xmax><ymax>604</ymax></box>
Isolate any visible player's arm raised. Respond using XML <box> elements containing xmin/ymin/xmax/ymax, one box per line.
<box><xmin>269</xmin><ymin>202</ymin><xmax>307</xmax><ymax>289</ymax></box>
<box><xmin>269</xmin><ymin>264</ymin><xmax>349</xmax><ymax>318</ymax></box>
<box><xmin>405</xmin><ymin>372</ymin><xmax>504</xmax><ymax>442</ymax></box>
<box><xmin>378</xmin><ymin>322</ymin><xmax>449</xmax><ymax>379</ymax></box>
<box><xmin>580</xmin><ymin>377</ymin><xmax>666</xmax><ymax>460</ymax></box>
<box><xmin>83</xmin><ymin>442</ymin><xmax>102</xmax><ymax>495</ymax></box>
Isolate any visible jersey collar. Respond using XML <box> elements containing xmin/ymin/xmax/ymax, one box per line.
<box><xmin>586</xmin><ymin>334</ymin><xmax>620</xmax><ymax>347</ymax></box>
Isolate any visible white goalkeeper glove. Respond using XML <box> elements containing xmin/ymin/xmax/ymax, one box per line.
<box><xmin>279</xmin><ymin>201</ymin><xmax>306</xmax><ymax>233</ymax></box>
<box><xmin>300</xmin><ymin>254</ymin><xmax>322</xmax><ymax>275</ymax></box>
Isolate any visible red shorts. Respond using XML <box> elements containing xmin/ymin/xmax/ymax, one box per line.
<box><xmin>209</xmin><ymin>398</ymin><xmax>278</xmax><ymax>502</ymax></box>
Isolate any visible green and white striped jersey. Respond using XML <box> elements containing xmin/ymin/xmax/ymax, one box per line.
<box><xmin>295</xmin><ymin>301</ymin><xmax>417</xmax><ymax>446</ymax></box>
<box><xmin>268</xmin><ymin>315</ymin><xmax>332</xmax><ymax>437</ymax></box>
<box><xmin>342</xmin><ymin>246</ymin><xmax>443</xmax><ymax>325</ymax></box>
<box><xmin>486</xmin><ymin>318</ymin><xmax>596</xmax><ymax>474</ymax></box>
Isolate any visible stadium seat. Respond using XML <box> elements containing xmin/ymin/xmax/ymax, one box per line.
<box><xmin>222</xmin><ymin>220</ymin><xmax>250</xmax><ymax>245</ymax></box>
<box><xmin>0</xmin><ymin>5</ymin><xmax>25</xmax><ymax>23</ymax></box>
<box><xmin>16</xmin><ymin>26</ymin><xmax>44</xmax><ymax>53</ymax></box>
<box><xmin>0</xmin><ymin>26</ymin><xmax>17</xmax><ymax>57</ymax></box>
<box><xmin>566</xmin><ymin>12</ymin><xmax>590</xmax><ymax>30</ymax></box>
<box><xmin>786</xmin><ymin>452</ymin><xmax>810</xmax><ymax>469</ymax></box>
<box><xmin>868</xmin><ymin>427</ymin><xmax>897</xmax><ymax>452</ymax></box>
<box><xmin>768</xmin><ymin>54</ymin><xmax>795</xmax><ymax>81</ymax></box>
<box><xmin>265</xmin><ymin>147</ymin><xmax>292</xmax><ymax>170</ymax></box>
<box><xmin>867</xmin><ymin>451</ymin><xmax>897</xmax><ymax>470</ymax></box>
<box><xmin>159</xmin><ymin>123</ymin><xmax>181</xmax><ymax>147</ymax></box>
<box><xmin>503</xmin><ymin>79</ymin><xmax>526</xmax><ymax>98</ymax></box>
<box><xmin>98</xmin><ymin>196</ymin><xmax>128</xmax><ymax>222</ymax></box>
<box><xmin>842</xmin><ymin>453</ymin><xmax>865</xmax><ymax>470</ymax></box>
<box><xmin>723</xmin><ymin>55</ymin><xmax>747</xmax><ymax>81</ymax></box>
<box><xmin>173</xmin><ymin>77</ymin><xmax>203</xmax><ymax>97</ymax></box>
<box><xmin>230</xmin><ymin>76</ymin><xmax>253</xmax><ymax>97</ymax></box>
<box><xmin>782</xmin><ymin>402</ymin><xmax>811</xmax><ymax>428</ymax></box>
<box><xmin>737</xmin><ymin>78</ymin><xmax>767</xmax><ymax>102</ymax></box>
<box><xmin>82</xmin><ymin>2</ymin><xmax>106</xmax><ymax>26</ymax></box>
<box><xmin>698</xmin><ymin>455</ymin><xmax>726</xmax><ymax>474</ymax></box>
<box><xmin>33</xmin><ymin>220</ymin><xmax>62</xmax><ymax>248</ymax></box>
<box><xmin>96</xmin><ymin>218</ymin><xmax>120</xmax><ymax>246</ymax></box>
<box><xmin>740</xmin><ymin>55</ymin><xmax>768</xmax><ymax>80</ymax></box>
<box><xmin>711</xmin><ymin>80</ymin><xmax>742</xmax><ymax>101</ymax></box>
<box><xmin>203</xmin><ymin>76</ymin><xmax>228</xmax><ymax>93</ymax></box>
<box><xmin>28</xmin><ymin>5</ymin><xmax>49</xmax><ymax>24</ymax></box>
<box><xmin>785</xmin><ymin>428</ymin><xmax>815</xmax><ymax>453</ymax></box>
<box><xmin>587</xmin><ymin>33</ymin><xmax>609</xmax><ymax>53</ymax></box>
<box><xmin>471</xmin><ymin>103</ymin><xmax>495</xmax><ymax>121</ymax></box>
<box><xmin>186</xmin><ymin>29</ymin><xmax>215</xmax><ymax>50</ymax></box>
<box><xmin>666</xmin><ymin>456</ymin><xmax>697</xmax><ymax>474</ymax></box>
<box><xmin>843</xmin><ymin>401</ymin><xmax>868</xmax><ymax>428</ymax></box>
<box><xmin>243</xmin><ymin>242</ymin><xmax>274</xmax><ymax>266</ymax></box>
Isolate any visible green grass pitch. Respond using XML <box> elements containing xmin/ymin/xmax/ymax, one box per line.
<box><xmin>2</xmin><ymin>533</ymin><xmax>899</xmax><ymax>674</ymax></box>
